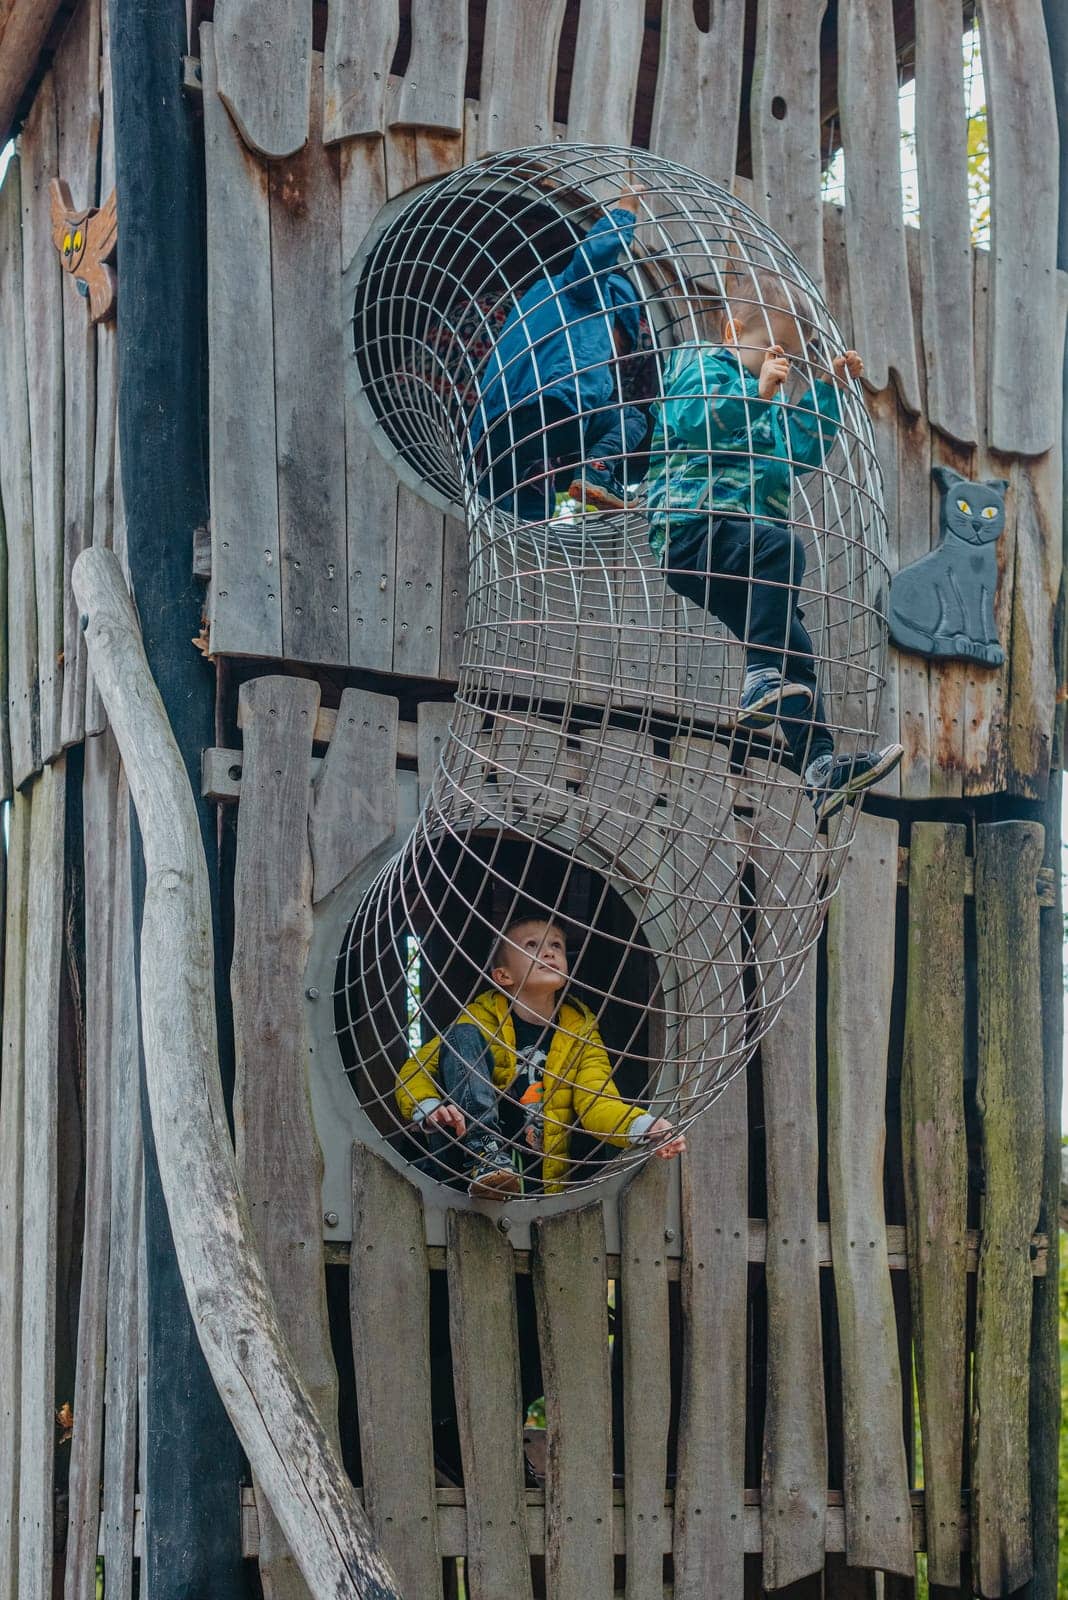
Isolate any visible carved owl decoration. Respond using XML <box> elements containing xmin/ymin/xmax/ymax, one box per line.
<box><xmin>50</xmin><ymin>178</ymin><xmax>118</xmax><ymax>324</ymax></box>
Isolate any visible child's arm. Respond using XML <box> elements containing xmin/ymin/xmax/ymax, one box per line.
<box><xmin>787</xmin><ymin>350</ymin><xmax>863</xmax><ymax>468</ymax></box>
<box><xmin>664</xmin><ymin>347</ymin><xmax>779</xmax><ymax>454</ymax></box>
<box><xmin>396</xmin><ymin>1044</ymin><xmax>465</xmax><ymax>1133</ymax></box>
<box><xmin>568</xmin><ymin>1027</ymin><xmax>681</xmax><ymax>1153</ymax></box>
<box><xmin>557</xmin><ymin>207</ymin><xmax>637</xmax><ymax>305</ymax></box>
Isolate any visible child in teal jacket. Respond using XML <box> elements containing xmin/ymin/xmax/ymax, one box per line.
<box><xmin>646</xmin><ymin>275</ymin><xmax>902</xmax><ymax>817</ymax></box>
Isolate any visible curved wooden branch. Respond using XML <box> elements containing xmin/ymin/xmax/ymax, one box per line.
<box><xmin>72</xmin><ymin>547</ymin><xmax>401</xmax><ymax>1600</ymax></box>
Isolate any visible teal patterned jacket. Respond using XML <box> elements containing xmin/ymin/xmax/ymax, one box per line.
<box><xmin>645</xmin><ymin>344</ymin><xmax>843</xmax><ymax>561</ymax></box>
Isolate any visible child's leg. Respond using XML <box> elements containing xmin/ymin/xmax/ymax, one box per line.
<box><xmin>572</xmin><ymin>402</ymin><xmax>648</xmax><ymax>496</ymax></box>
<box><xmin>426</xmin><ymin>1024</ymin><xmax>504</xmax><ymax>1166</ymax></box>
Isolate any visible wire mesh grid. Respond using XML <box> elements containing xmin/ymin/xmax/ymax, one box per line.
<box><xmin>337</xmin><ymin>143</ymin><xmax>892</xmax><ymax>1202</ymax></box>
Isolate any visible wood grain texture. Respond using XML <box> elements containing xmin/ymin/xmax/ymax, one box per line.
<box><xmin>64</xmin><ymin>731</ymin><xmax>117</xmax><ymax>1600</ymax></box>
<box><xmin>837</xmin><ymin>0</ymin><xmax>921</xmax><ymax>409</ymax></box>
<box><xmin>972</xmin><ymin>821</ymin><xmax>1045</xmax><ymax>1596</ymax></box>
<box><xmin>394</xmin><ymin>484</ymin><xmax>443</xmax><ymax>677</ymax></box>
<box><xmin>446</xmin><ymin>1210</ymin><xmax>533</xmax><ymax>1600</ymax></box>
<box><xmin>394</xmin><ymin>0</ymin><xmax>467</xmax><ymax>135</ymax></box>
<box><xmin>981</xmin><ymin>0</ymin><xmax>1059</xmax><ymax>455</ymax></box>
<box><xmin>323</xmin><ymin>0</ymin><xmax>399</xmax><ymax>143</ymax></box>
<box><xmin>73</xmin><ymin>547</ymin><xmax>401</xmax><ymax>1600</ymax></box>
<box><xmin>350</xmin><ymin>1145</ymin><xmax>441</xmax><ymax>1600</ymax></box>
<box><xmin>913</xmin><ymin>0</ymin><xmax>977</xmax><ymax>445</ymax></box>
<box><xmin>55</xmin><ymin>0</ymin><xmax>101</xmax><ymax>749</ymax></box>
<box><xmin>20</xmin><ymin>75</ymin><xmax>65</xmax><ymax>764</ymax></box>
<box><xmin>567</xmin><ymin>0</ymin><xmax>644</xmax><ymax>146</ymax></box>
<box><xmin>233</xmin><ymin>675</ymin><xmax>340</xmax><ymax>1600</ymax></box>
<box><xmin>86</xmin><ymin>0</ymin><xmax>116</xmax><ymax>728</ymax></box>
<box><xmin>619</xmin><ymin>1159</ymin><xmax>671</xmax><ymax>1600</ymax></box>
<box><xmin>270</xmin><ymin>58</ymin><xmax>348</xmax><ymax>667</ymax></box>
<box><xmin>650</xmin><ymin>0</ymin><xmax>746</xmax><ymax>181</ymax></box>
<box><xmin>825</xmin><ymin>811</ymin><xmax>913</xmax><ymax>1575</ymax></box>
<box><xmin>0</xmin><ymin>792</ymin><xmax>30</xmax><ymax>1600</ymax></box>
<box><xmin>531</xmin><ymin>1202</ymin><xmax>614</xmax><ymax>1600</ymax></box>
<box><xmin>18</xmin><ymin>759</ymin><xmax>66</xmax><ymax>1600</ymax></box>
<box><xmin>310</xmin><ymin>686</ymin><xmax>398</xmax><ymax>901</ymax></box>
<box><xmin>439</xmin><ymin>512</ymin><xmax>466</xmax><ymax>680</ymax></box>
<box><xmin>894</xmin><ymin>405</ymin><xmax>934</xmax><ymax>800</ymax></box>
<box><xmin>214</xmin><ymin>0</ymin><xmax>311</xmax><ymax>158</ymax></box>
<box><xmin>900</xmin><ymin>822</ymin><xmax>966</xmax><ymax>1590</ymax></box>
<box><xmin>202</xmin><ymin>23</ymin><xmax>283</xmax><ymax>659</ymax></box>
<box><xmin>0</xmin><ymin>1</ymin><xmax>66</xmax><ymax>142</ymax></box>
<box><xmin>0</xmin><ymin>158</ymin><xmax>40</xmax><ymax>787</ymax></box>
<box><xmin>750</xmin><ymin>0</ymin><xmax>828</xmax><ymax>285</ymax></box>
<box><xmin>477</xmin><ymin>0</ymin><xmax>568</xmax><ymax>153</ymax></box>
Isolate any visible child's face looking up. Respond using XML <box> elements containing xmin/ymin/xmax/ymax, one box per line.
<box><xmin>492</xmin><ymin>920</ymin><xmax>569</xmax><ymax>1006</ymax></box>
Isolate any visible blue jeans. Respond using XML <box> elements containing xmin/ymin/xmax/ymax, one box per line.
<box><xmin>426</xmin><ymin>1023</ymin><xmax>505</xmax><ymax>1171</ymax></box>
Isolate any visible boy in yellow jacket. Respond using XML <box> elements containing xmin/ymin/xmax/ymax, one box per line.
<box><xmin>397</xmin><ymin>915</ymin><xmax>684</xmax><ymax>1198</ymax></box>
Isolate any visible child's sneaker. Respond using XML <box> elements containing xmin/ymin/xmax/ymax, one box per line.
<box><xmin>567</xmin><ymin>460</ymin><xmax>629</xmax><ymax>512</ymax></box>
<box><xmin>804</xmin><ymin>744</ymin><xmax>904</xmax><ymax>820</ymax></box>
<box><xmin>465</xmin><ymin>1138</ymin><xmax>520</xmax><ymax>1200</ymax></box>
<box><xmin>736</xmin><ymin>667</ymin><xmax>814</xmax><ymax>729</ymax></box>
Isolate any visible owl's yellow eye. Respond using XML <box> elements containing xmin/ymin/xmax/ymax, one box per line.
<box><xmin>63</xmin><ymin>232</ymin><xmax>72</xmax><ymax>254</ymax></box>
<box><xmin>956</xmin><ymin>498</ymin><xmax>972</xmax><ymax>515</ymax></box>
<box><xmin>981</xmin><ymin>504</ymin><xmax>998</xmax><ymax>519</ymax></box>
<box><xmin>73</xmin><ymin>229</ymin><xmax>82</xmax><ymax>251</ymax></box>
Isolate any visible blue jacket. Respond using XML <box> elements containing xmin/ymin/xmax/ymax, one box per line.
<box><xmin>470</xmin><ymin>208</ymin><xmax>640</xmax><ymax>449</ymax></box>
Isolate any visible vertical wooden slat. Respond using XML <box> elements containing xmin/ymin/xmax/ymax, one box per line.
<box><xmin>0</xmin><ymin>451</ymin><xmax>11</xmax><ymax>801</ymax></box>
<box><xmin>20</xmin><ymin>75</ymin><xmax>65</xmax><ymax>764</ymax></box>
<box><xmin>202</xmin><ymin>22</ymin><xmax>283</xmax><ymax>659</ymax></box>
<box><xmin>323</xmin><ymin>0</ymin><xmax>400</xmax><ymax>144</ymax></box>
<box><xmin>0</xmin><ymin>158</ymin><xmax>40</xmax><ymax>788</ymax></box>
<box><xmin>972</xmin><ymin>821</ymin><xmax>1045</xmax><ymax>1597</ymax></box>
<box><xmin>394</xmin><ymin>484</ymin><xmax>443</xmax><ymax>677</ymax></box>
<box><xmin>0</xmin><ymin>792</ymin><xmax>31</xmax><ymax>1600</ymax></box>
<box><xmin>825</xmin><ymin>811</ymin><xmax>912</xmax><ymax>1576</ymax></box>
<box><xmin>64</xmin><ymin>732</ymin><xmax>118</xmax><ymax>1600</ymax></box>
<box><xmin>619</xmin><ymin>1159</ymin><xmax>671</xmax><ymax>1600</ymax></box>
<box><xmin>446</xmin><ymin>1211</ymin><xmax>533</xmax><ymax>1600</ymax></box>
<box><xmin>837</xmin><ymin>0</ymin><xmax>921</xmax><ymax>410</ymax></box>
<box><xmin>270</xmin><ymin>59</ymin><xmax>348</xmax><ymax>666</ymax></box>
<box><xmin>913</xmin><ymin>0</ymin><xmax>978</xmax><ymax>446</ymax></box>
<box><xmin>477</xmin><ymin>0</ymin><xmax>568</xmax><ymax>153</ymax></box>
<box><xmin>439</xmin><ymin>512</ymin><xmax>467</xmax><ymax>681</ymax></box>
<box><xmin>394</xmin><ymin>0</ymin><xmax>467</xmax><ymax>136</ymax></box>
<box><xmin>19</xmin><ymin>758</ymin><xmax>66</xmax><ymax>1600</ymax></box>
<box><xmin>894</xmin><ymin>415</ymin><xmax>934</xmax><ymax>800</ymax></box>
<box><xmin>900</xmin><ymin>822</ymin><xmax>966</xmax><ymax>1590</ymax></box>
<box><xmin>981</xmin><ymin>1</ymin><xmax>1059</xmax><ymax>456</ymax></box>
<box><xmin>56</xmin><ymin>0</ymin><xmax>102</xmax><ymax>750</ymax></box>
<box><xmin>750</xmin><ymin>0</ymin><xmax>829</xmax><ymax>285</ymax></box>
<box><xmin>567</xmin><ymin>0</ymin><xmax>644</xmax><ymax>146</ymax></box>
<box><xmin>531</xmin><ymin>1202</ymin><xmax>614</xmax><ymax>1600</ymax></box>
<box><xmin>214</xmin><ymin>0</ymin><xmax>311</xmax><ymax>159</ymax></box>
<box><xmin>232</xmin><ymin>676</ymin><xmax>340</xmax><ymax>1599</ymax></box>
<box><xmin>866</xmin><ymin>392</ymin><xmax>903</xmax><ymax>796</ymax></box>
<box><xmin>310</xmin><ymin>687</ymin><xmax>399</xmax><ymax>902</ymax></box>
<box><xmin>650</xmin><ymin>0</ymin><xmax>746</xmax><ymax>182</ymax></box>
<box><xmin>350</xmin><ymin>1147</ymin><xmax>441</xmax><ymax>1599</ymax></box>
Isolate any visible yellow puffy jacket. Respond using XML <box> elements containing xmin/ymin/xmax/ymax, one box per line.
<box><xmin>396</xmin><ymin>989</ymin><xmax>649</xmax><ymax>1192</ymax></box>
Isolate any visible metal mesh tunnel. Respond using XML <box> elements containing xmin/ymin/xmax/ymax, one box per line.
<box><xmin>337</xmin><ymin>143</ymin><xmax>891</xmax><ymax>1201</ymax></box>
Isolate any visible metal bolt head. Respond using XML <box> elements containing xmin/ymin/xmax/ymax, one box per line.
<box><xmin>306</xmin><ymin>986</ymin><xmax>320</xmax><ymax>1001</ymax></box>
<box><xmin>323</xmin><ymin>1211</ymin><xmax>339</xmax><ymax>1228</ymax></box>
<box><xmin>664</xmin><ymin>1227</ymin><xmax>676</xmax><ymax>1243</ymax></box>
<box><xmin>497</xmin><ymin>1215</ymin><xmax>512</xmax><ymax>1233</ymax></box>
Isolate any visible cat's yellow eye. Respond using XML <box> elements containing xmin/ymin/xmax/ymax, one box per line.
<box><xmin>73</xmin><ymin>229</ymin><xmax>82</xmax><ymax>251</ymax></box>
<box><xmin>956</xmin><ymin>498</ymin><xmax>972</xmax><ymax>515</ymax></box>
<box><xmin>981</xmin><ymin>505</ymin><xmax>998</xmax><ymax>519</ymax></box>
<box><xmin>62</xmin><ymin>232</ymin><xmax>72</xmax><ymax>253</ymax></box>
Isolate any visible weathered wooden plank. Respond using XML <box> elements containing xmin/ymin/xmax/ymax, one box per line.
<box><xmin>894</xmin><ymin>405</ymin><xmax>933</xmax><ymax>799</ymax></box>
<box><xmin>393</xmin><ymin>0</ymin><xmax>467</xmax><ymax>135</ymax></box>
<box><xmin>21</xmin><ymin>75</ymin><xmax>65</xmax><ymax>763</ymax></box>
<box><xmin>925</xmin><ymin>433</ymin><xmax>974</xmax><ymax>802</ymax></box>
<box><xmin>531</xmin><ymin>1202</ymin><xmax>614</xmax><ymax>1600</ymax></box>
<box><xmin>972</xmin><ymin>821</ymin><xmax>1045</xmax><ymax>1596</ymax></box>
<box><xmin>394</xmin><ymin>484</ymin><xmax>443</xmax><ymax>677</ymax></box>
<box><xmin>619</xmin><ymin>1159</ymin><xmax>672</xmax><ymax>1600</ymax></box>
<box><xmin>214</xmin><ymin>0</ymin><xmax>311</xmax><ymax>159</ymax></box>
<box><xmin>750</xmin><ymin>0</ymin><xmax>828</xmax><ymax>285</ymax></box>
<box><xmin>446</xmin><ymin>1211</ymin><xmax>533</xmax><ymax>1600</ymax></box>
<box><xmin>837</xmin><ymin>0</ymin><xmax>921</xmax><ymax>410</ymax></box>
<box><xmin>649</xmin><ymin>0</ymin><xmax>745</xmax><ymax>182</ymax></box>
<box><xmin>19</xmin><ymin>759</ymin><xmax>66</xmax><ymax>1600</ymax></box>
<box><xmin>0</xmin><ymin>2</ymin><xmax>66</xmax><ymax>143</ymax></box>
<box><xmin>350</xmin><ymin>1146</ymin><xmax>441</xmax><ymax>1600</ymax></box>
<box><xmin>270</xmin><ymin>59</ymin><xmax>348</xmax><ymax>667</ymax></box>
<box><xmin>567</xmin><ymin>0</ymin><xmax>644</xmax><ymax>146</ymax></box>
<box><xmin>310</xmin><ymin>687</ymin><xmax>399</xmax><ymax>901</ymax></box>
<box><xmin>0</xmin><ymin>440</ymin><xmax>11</xmax><ymax>800</ymax></box>
<box><xmin>0</xmin><ymin>793</ymin><xmax>31</xmax><ymax>1600</ymax></box>
<box><xmin>981</xmin><ymin>1</ymin><xmax>1059</xmax><ymax>455</ymax></box>
<box><xmin>0</xmin><ymin>158</ymin><xmax>40</xmax><ymax>787</ymax></box>
<box><xmin>825</xmin><ymin>812</ymin><xmax>912</xmax><ymax>1575</ymax></box>
<box><xmin>900</xmin><ymin>822</ymin><xmax>966</xmax><ymax>1590</ymax></box>
<box><xmin>55</xmin><ymin>0</ymin><xmax>101</xmax><ymax>749</ymax></box>
<box><xmin>233</xmin><ymin>675</ymin><xmax>339</xmax><ymax>1599</ymax></box>
<box><xmin>416</xmin><ymin>700</ymin><xmax>454</xmax><ymax>805</ymax></box>
<box><xmin>912</xmin><ymin>0</ymin><xmax>977</xmax><ymax>445</ymax></box>
<box><xmin>477</xmin><ymin>0</ymin><xmax>568</xmax><ymax>153</ymax></box>
<box><xmin>100</xmin><ymin>769</ymin><xmax>141</xmax><ymax>1598</ymax></box>
<box><xmin>64</xmin><ymin>731</ymin><xmax>118</xmax><ymax>1600</ymax></box>
<box><xmin>439</xmin><ymin>512</ymin><xmax>466</xmax><ymax>680</ymax></box>
<box><xmin>202</xmin><ymin>23</ymin><xmax>283</xmax><ymax>659</ymax></box>
<box><xmin>323</xmin><ymin>0</ymin><xmax>399</xmax><ymax>143</ymax></box>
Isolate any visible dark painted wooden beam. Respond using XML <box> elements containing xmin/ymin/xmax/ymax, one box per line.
<box><xmin>109</xmin><ymin>1</ymin><xmax>246</xmax><ymax>1592</ymax></box>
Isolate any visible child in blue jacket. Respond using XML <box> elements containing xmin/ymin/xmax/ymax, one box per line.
<box><xmin>471</xmin><ymin>185</ymin><xmax>647</xmax><ymax>520</ymax></box>
<box><xmin>646</xmin><ymin>274</ymin><xmax>902</xmax><ymax>818</ymax></box>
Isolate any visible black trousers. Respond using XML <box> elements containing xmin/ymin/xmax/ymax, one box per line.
<box><xmin>481</xmin><ymin>396</ymin><xmax>647</xmax><ymax>521</ymax></box>
<box><xmin>664</xmin><ymin>515</ymin><xmax>833</xmax><ymax>769</ymax></box>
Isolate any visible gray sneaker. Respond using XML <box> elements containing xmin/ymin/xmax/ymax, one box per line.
<box><xmin>737</xmin><ymin>667</ymin><xmax>814</xmax><ymax>729</ymax></box>
<box><xmin>466</xmin><ymin>1139</ymin><xmax>520</xmax><ymax>1200</ymax></box>
<box><xmin>805</xmin><ymin>744</ymin><xmax>904</xmax><ymax>819</ymax></box>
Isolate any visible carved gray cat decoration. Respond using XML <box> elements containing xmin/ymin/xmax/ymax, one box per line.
<box><xmin>888</xmin><ymin>466</ymin><xmax>1008</xmax><ymax>666</ymax></box>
